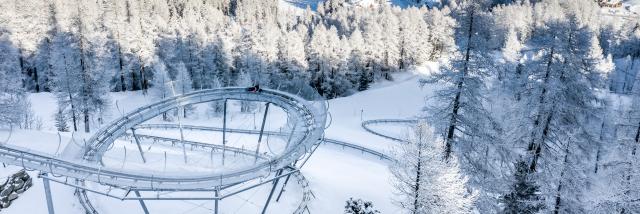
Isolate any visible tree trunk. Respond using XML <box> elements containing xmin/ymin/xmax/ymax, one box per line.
<box><xmin>595</xmin><ymin>121</ymin><xmax>605</xmax><ymax>173</ymax></box>
<box><xmin>444</xmin><ymin>9</ymin><xmax>474</xmax><ymax>160</ymax></box>
<box><xmin>554</xmin><ymin>146</ymin><xmax>570</xmax><ymax>214</ymax></box>
<box><xmin>62</xmin><ymin>53</ymin><xmax>78</xmax><ymax>132</ymax></box>
<box><xmin>633</xmin><ymin>121</ymin><xmax>640</xmax><ymax>156</ymax></box>
<box><xmin>413</xmin><ymin>131</ymin><xmax>423</xmax><ymax>214</ymax></box>
<box><xmin>530</xmin><ymin>112</ymin><xmax>552</xmax><ymax>172</ymax></box>
<box><xmin>69</xmin><ymin>93</ymin><xmax>78</xmax><ymax>132</ymax></box>
<box><xmin>84</xmin><ymin>109</ymin><xmax>90</xmax><ymax>133</ymax></box>
<box><xmin>33</xmin><ymin>67</ymin><xmax>40</xmax><ymax>92</ymax></box>
<box><xmin>527</xmin><ymin>47</ymin><xmax>555</xmax><ymax>172</ymax></box>
<box><xmin>528</xmin><ymin>47</ymin><xmax>554</xmax><ymax>150</ymax></box>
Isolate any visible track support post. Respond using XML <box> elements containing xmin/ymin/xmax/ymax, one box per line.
<box><xmin>41</xmin><ymin>172</ymin><xmax>55</xmax><ymax>214</ymax></box>
<box><xmin>255</xmin><ymin>103</ymin><xmax>270</xmax><ymax>163</ymax></box>
<box><xmin>214</xmin><ymin>188</ymin><xmax>220</xmax><ymax>214</ymax></box>
<box><xmin>261</xmin><ymin>169</ymin><xmax>283</xmax><ymax>214</ymax></box>
<box><xmin>275</xmin><ymin>173</ymin><xmax>292</xmax><ymax>202</ymax></box>
<box><xmin>222</xmin><ymin>99</ymin><xmax>227</xmax><ymax>166</ymax></box>
<box><xmin>130</xmin><ymin>128</ymin><xmax>147</xmax><ymax>163</ymax></box>
<box><xmin>133</xmin><ymin>190</ymin><xmax>150</xmax><ymax>214</ymax></box>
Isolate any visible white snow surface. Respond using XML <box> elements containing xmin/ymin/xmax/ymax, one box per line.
<box><xmin>0</xmin><ymin>68</ymin><xmax>432</xmax><ymax>213</ymax></box>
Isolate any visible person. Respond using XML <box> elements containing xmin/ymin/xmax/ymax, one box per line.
<box><xmin>246</xmin><ymin>84</ymin><xmax>262</xmax><ymax>92</ymax></box>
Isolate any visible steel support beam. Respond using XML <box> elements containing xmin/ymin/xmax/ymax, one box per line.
<box><xmin>133</xmin><ymin>190</ymin><xmax>150</xmax><ymax>214</ymax></box>
<box><xmin>285</xmin><ymin>124</ymin><xmax>297</xmax><ymax>149</ymax></box>
<box><xmin>130</xmin><ymin>128</ymin><xmax>147</xmax><ymax>163</ymax></box>
<box><xmin>255</xmin><ymin>103</ymin><xmax>270</xmax><ymax>163</ymax></box>
<box><xmin>41</xmin><ymin>172</ymin><xmax>55</xmax><ymax>214</ymax></box>
<box><xmin>261</xmin><ymin>169</ymin><xmax>283</xmax><ymax>214</ymax></box>
<box><xmin>275</xmin><ymin>173</ymin><xmax>292</xmax><ymax>202</ymax></box>
<box><xmin>222</xmin><ymin>99</ymin><xmax>227</xmax><ymax>166</ymax></box>
<box><xmin>214</xmin><ymin>188</ymin><xmax>220</xmax><ymax>214</ymax></box>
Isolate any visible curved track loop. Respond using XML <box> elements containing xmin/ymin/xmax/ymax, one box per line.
<box><xmin>361</xmin><ymin>119</ymin><xmax>418</xmax><ymax>142</ymax></box>
<box><xmin>0</xmin><ymin>87</ymin><xmax>326</xmax><ymax>190</ymax></box>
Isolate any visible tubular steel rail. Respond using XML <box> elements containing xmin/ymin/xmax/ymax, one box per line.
<box><xmin>0</xmin><ymin>87</ymin><xmax>326</xmax><ymax>190</ymax></box>
<box><xmin>135</xmin><ymin>124</ymin><xmax>394</xmax><ymax>161</ymax></box>
<box><xmin>360</xmin><ymin>119</ymin><xmax>418</xmax><ymax>142</ymax></box>
<box><xmin>122</xmin><ymin>132</ymin><xmax>271</xmax><ymax>160</ymax></box>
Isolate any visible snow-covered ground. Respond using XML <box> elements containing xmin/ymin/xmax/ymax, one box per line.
<box><xmin>0</xmin><ymin>68</ymin><xmax>432</xmax><ymax>213</ymax></box>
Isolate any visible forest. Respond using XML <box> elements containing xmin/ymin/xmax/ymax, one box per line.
<box><xmin>0</xmin><ymin>0</ymin><xmax>639</xmax><ymax>213</ymax></box>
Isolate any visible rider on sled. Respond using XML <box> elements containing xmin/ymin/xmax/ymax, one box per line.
<box><xmin>246</xmin><ymin>84</ymin><xmax>262</xmax><ymax>92</ymax></box>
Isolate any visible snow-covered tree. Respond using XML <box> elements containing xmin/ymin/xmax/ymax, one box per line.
<box><xmin>49</xmin><ymin>31</ymin><xmax>82</xmax><ymax>132</ymax></box>
<box><xmin>501</xmin><ymin>160</ymin><xmax>544</xmax><ymax>214</ymax></box>
<box><xmin>173</xmin><ymin>62</ymin><xmax>195</xmax><ymax>118</ymax></box>
<box><xmin>151</xmin><ymin>58</ymin><xmax>173</xmax><ymax>121</ymax></box>
<box><xmin>508</xmin><ymin>5</ymin><xmax>612</xmax><ymax>211</ymax></box>
<box><xmin>0</xmin><ymin>30</ymin><xmax>29</xmax><ymax>126</ymax></box>
<box><xmin>424</xmin><ymin>6</ymin><xmax>456</xmax><ymax>61</ymax></box>
<box><xmin>276</xmin><ymin>30</ymin><xmax>308</xmax><ymax>82</ymax></box>
<box><xmin>54</xmin><ymin>107</ymin><xmax>69</xmax><ymax>132</ymax></box>
<box><xmin>348</xmin><ymin>28</ymin><xmax>370</xmax><ymax>91</ymax></box>
<box><xmin>345</xmin><ymin>198</ymin><xmax>380</xmax><ymax>214</ymax></box>
<box><xmin>421</xmin><ymin>0</ymin><xmax>496</xmax><ymax>161</ymax></box>
<box><xmin>237</xmin><ymin>70</ymin><xmax>256</xmax><ymax>113</ymax></box>
<box><xmin>207</xmin><ymin>77</ymin><xmax>225</xmax><ymax>118</ymax></box>
<box><xmin>390</xmin><ymin>122</ymin><xmax>476</xmax><ymax>214</ymax></box>
<box><xmin>399</xmin><ymin>7</ymin><xmax>431</xmax><ymax>69</ymax></box>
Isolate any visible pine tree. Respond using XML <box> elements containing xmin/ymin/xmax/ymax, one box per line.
<box><xmin>54</xmin><ymin>107</ymin><xmax>69</xmax><ymax>132</ymax></box>
<box><xmin>502</xmin><ymin>160</ymin><xmax>544</xmax><ymax>214</ymax></box>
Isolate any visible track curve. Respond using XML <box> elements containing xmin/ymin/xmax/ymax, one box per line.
<box><xmin>0</xmin><ymin>87</ymin><xmax>326</xmax><ymax>190</ymax></box>
<box><xmin>361</xmin><ymin>119</ymin><xmax>418</xmax><ymax>142</ymax></box>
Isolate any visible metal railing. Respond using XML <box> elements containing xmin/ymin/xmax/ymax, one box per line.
<box><xmin>361</xmin><ymin>119</ymin><xmax>417</xmax><ymax>142</ymax></box>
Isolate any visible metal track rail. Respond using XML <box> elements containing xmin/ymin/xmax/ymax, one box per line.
<box><xmin>135</xmin><ymin>124</ymin><xmax>394</xmax><ymax>161</ymax></box>
<box><xmin>360</xmin><ymin>119</ymin><xmax>417</xmax><ymax>142</ymax></box>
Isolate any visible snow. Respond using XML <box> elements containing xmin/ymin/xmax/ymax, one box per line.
<box><xmin>302</xmin><ymin>145</ymin><xmax>399</xmax><ymax>213</ymax></box>
<box><xmin>1</xmin><ymin>69</ymin><xmax>430</xmax><ymax>213</ymax></box>
<box><xmin>324</xmin><ymin>70</ymin><xmax>433</xmax><ymax>152</ymax></box>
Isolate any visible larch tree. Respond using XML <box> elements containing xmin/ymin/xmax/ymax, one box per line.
<box><xmin>390</xmin><ymin>121</ymin><xmax>476</xmax><ymax>214</ymax></box>
<box><xmin>421</xmin><ymin>1</ymin><xmax>502</xmax><ymax>212</ymax></box>
<box><xmin>49</xmin><ymin>30</ymin><xmax>82</xmax><ymax>132</ymax></box>
<box><xmin>510</xmin><ymin>3</ymin><xmax>612</xmax><ymax>211</ymax></box>
<box><xmin>421</xmin><ymin>0</ymin><xmax>497</xmax><ymax>161</ymax></box>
